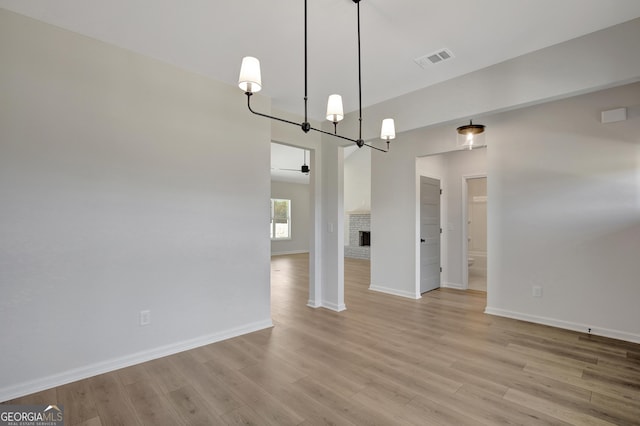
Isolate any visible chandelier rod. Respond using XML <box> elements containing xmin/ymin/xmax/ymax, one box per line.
<box><xmin>356</xmin><ymin>0</ymin><xmax>363</xmax><ymax>143</ymax></box>
<box><xmin>304</xmin><ymin>0</ymin><xmax>309</xmax><ymax>127</ymax></box>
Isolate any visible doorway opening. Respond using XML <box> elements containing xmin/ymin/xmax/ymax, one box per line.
<box><xmin>464</xmin><ymin>176</ymin><xmax>487</xmax><ymax>291</ymax></box>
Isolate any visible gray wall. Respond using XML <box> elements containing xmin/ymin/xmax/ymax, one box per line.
<box><xmin>0</xmin><ymin>9</ymin><xmax>272</xmax><ymax>400</ymax></box>
<box><xmin>271</xmin><ymin>181</ymin><xmax>311</xmax><ymax>255</ymax></box>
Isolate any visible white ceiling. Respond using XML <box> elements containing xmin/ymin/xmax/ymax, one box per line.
<box><xmin>2</xmin><ymin>0</ymin><xmax>640</xmax><ymax>123</ymax></box>
<box><xmin>3</xmin><ymin>0</ymin><xmax>640</xmax><ymax>184</ymax></box>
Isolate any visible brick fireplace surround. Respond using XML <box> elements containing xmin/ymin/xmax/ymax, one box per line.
<box><xmin>345</xmin><ymin>211</ymin><xmax>370</xmax><ymax>259</ymax></box>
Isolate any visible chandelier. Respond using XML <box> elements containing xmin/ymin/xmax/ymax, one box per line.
<box><xmin>238</xmin><ymin>0</ymin><xmax>395</xmax><ymax>152</ymax></box>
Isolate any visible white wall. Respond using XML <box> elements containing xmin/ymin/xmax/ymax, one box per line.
<box><xmin>486</xmin><ymin>83</ymin><xmax>640</xmax><ymax>342</ymax></box>
<box><xmin>371</xmin><ymin>137</ymin><xmax>424</xmax><ymax>298</ymax></box>
<box><xmin>370</xmin><ymin>18</ymin><xmax>640</xmax><ymax>343</ymax></box>
<box><xmin>344</xmin><ymin>147</ymin><xmax>371</xmax><ymax>242</ymax></box>
<box><xmin>271</xmin><ymin>181</ymin><xmax>311</xmax><ymax>255</ymax></box>
<box><xmin>344</xmin><ymin>148</ymin><xmax>371</xmax><ymax>212</ymax></box>
<box><xmin>0</xmin><ymin>9</ymin><xmax>272</xmax><ymax>400</ymax></box>
<box><xmin>374</xmin><ymin>82</ymin><xmax>640</xmax><ymax>342</ymax></box>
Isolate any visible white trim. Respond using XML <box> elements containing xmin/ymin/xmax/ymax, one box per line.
<box><xmin>484</xmin><ymin>307</ymin><xmax>640</xmax><ymax>344</ymax></box>
<box><xmin>441</xmin><ymin>282</ymin><xmax>464</xmax><ymax>290</ymax></box>
<box><xmin>0</xmin><ymin>319</ymin><xmax>274</xmax><ymax>402</ymax></box>
<box><xmin>369</xmin><ymin>285</ymin><xmax>422</xmax><ymax>300</ymax></box>
<box><xmin>271</xmin><ymin>250</ymin><xmax>309</xmax><ymax>256</ymax></box>
<box><xmin>321</xmin><ymin>301</ymin><xmax>347</xmax><ymax>312</ymax></box>
<box><xmin>307</xmin><ymin>300</ymin><xmax>322</xmax><ymax>308</ymax></box>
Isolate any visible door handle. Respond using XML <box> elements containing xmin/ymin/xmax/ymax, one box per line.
<box><xmin>420</xmin><ymin>238</ymin><xmax>425</xmax><ymax>243</ymax></box>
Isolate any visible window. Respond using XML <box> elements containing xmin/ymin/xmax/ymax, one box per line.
<box><xmin>270</xmin><ymin>199</ymin><xmax>291</xmax><ymax>240</ymax></box>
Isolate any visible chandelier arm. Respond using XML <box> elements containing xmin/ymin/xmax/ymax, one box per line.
<box><xmin>363</xmin><ymin>142</ymin><xmax>388</xmax><ymax>153</ymax></box>
<box><xmin>247</xmin><ymin>93</ymin><xmax>360</xmax><ymax>145</ymax></box>
<box><xmin>247</xmin><ymin>94</ymin><xmax>387</xmax><ymax>150</ymax></box>
<box><xmin>308</xmin><ymin>125</ymin><xmax>359</xmax><ymax>144</ymax></box>
<box><xmin>246</xmin><ymin>94</ymin><xmax>302</xmax><ymax>128</ymax></box>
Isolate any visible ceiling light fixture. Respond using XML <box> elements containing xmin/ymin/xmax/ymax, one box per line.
<box><xmin>456</xmin><ymin>120</ymin><xmax>486</xmax><ymax>150</ymax></box>
<box><xmin>238</xmin><ymin>0</ymin><xmax>395</xmax><ymax>152</ymax></box>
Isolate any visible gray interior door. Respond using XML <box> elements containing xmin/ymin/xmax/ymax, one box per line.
<box><xmin>420</xmin><ymin>176</ymin><xmax>441</xmax><ymax>293</ymax></box>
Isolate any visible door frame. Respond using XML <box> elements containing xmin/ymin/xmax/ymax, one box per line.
<box><xmin>462</xmin><ymin>173</ymin><xmax>487</xmax><ymax>290</ymax></box>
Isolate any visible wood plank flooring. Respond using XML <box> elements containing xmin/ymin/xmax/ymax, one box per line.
<box><xmin>5</xmin><ymin>254</ymin><xmax>640</xmax><ymax>425</ymax></box>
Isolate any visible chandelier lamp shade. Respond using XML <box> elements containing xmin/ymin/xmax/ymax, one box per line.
<box><xmin>326</xmin><ymin>94</ymin><xmax>344</xmax><ymax>125</ymax></box>
<box><xmin>456</xmin><ymin>120</ymin><xmax>486</xmax><ymax>150</ymax></box>
<box><xmin>238</xmin><ymin>0</ymin><xmax>395</xmax><ymax>152</ymax></box>
<box><xmin>238</xmin><ymin>57</ymin><xmax>262</xmax><ymax>94</ymax></box>
<box><xmin>380</xmin><ymin>118</ymin><xmax>396</xmax><ymax>146</ymax></box>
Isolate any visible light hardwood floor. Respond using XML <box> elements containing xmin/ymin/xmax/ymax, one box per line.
<box><xmin>5</xmin><ymin>254</ymin><xmax>640</xmax><ymax>425</ymax></box>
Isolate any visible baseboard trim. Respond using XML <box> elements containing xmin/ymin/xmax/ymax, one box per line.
<box><xmin>484</xmin><ymin>307</ymin><xmax>640</xmax><ymax>344</ymax></box>
<box><xmin>307</xmin><ymin>300</ymin><xmax>322</xmax><ymax>309</ymax></box>
<box><xmin>0</xmin><ymin>319</ymin><xmax>274</xmax><ymax>403</ymax></box>
<box><xmin>369</xmin><ymin>285</ymin><xmax>421</xmax><ymax>300</ymax></box>
<box><xmin>441</xmin><ymin>282</ymin><xmax>464</xmax><ymax>290</ymax></box>
<box><xmin>271</xmin><ymin>250</ymin><xmax>309</xmax><ymax>256</ymax></box>
<box><xmin>321</xmin><ymin>301</ymin><xmax>347</xmax><ymax>312</ymax></box>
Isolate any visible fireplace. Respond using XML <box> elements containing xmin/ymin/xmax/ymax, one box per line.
<box><xmin>345</xmin><ymin>211</ymin><xmax>370</xmax><ymax>259</ymax></box>
<box><xmin>359</xmin><ymin>231</ymin><xmax>371</xmax><ymax>246</ymax></box>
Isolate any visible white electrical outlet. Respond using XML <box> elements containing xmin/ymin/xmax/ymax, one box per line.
<box><xmin>139</xmin><ymin>310</ymin><xmax>151</xmax><ymax>326</ymax></box>
<box><xmin>532</xmin><ymin>286</ymin><xmax>542</xmax><ymax>297</ymax></box>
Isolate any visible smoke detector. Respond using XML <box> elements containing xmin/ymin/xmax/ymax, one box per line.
<box><xmin>414</xmin><ymin>48</ymin><xmax>455</xmax><ymax>68</ymax></box>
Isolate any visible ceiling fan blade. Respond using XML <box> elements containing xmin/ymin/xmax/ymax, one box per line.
<box><xmin>274</xmin><ymin>167</ymin><xmax>311</xmax><ymax>174</ymax></box>
<box><xmin>272</xmin><ymin>150</ymin><xmax>311</xmax><ymax>175</ymax></box>
<box><xmin>279</xmin><ymin>168</ymin><xmax>300</xmax><ymax>172</ymax></box>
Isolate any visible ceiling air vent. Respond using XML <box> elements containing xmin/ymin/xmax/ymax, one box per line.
<box><xmin>414</xmin><ymin>48</ymin><xmax>455</xmax><ymax>69</ymax></box>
